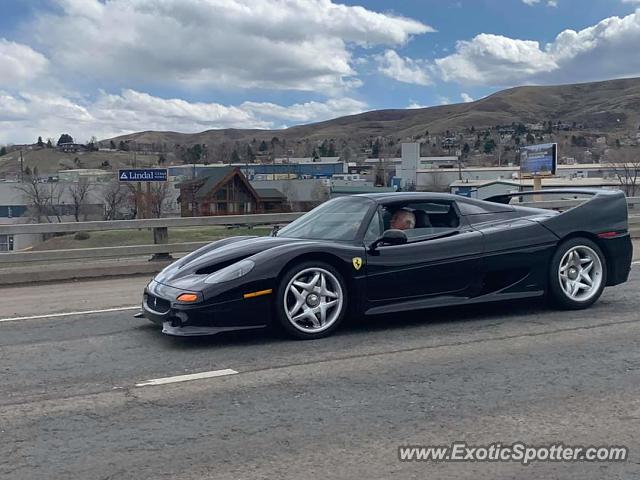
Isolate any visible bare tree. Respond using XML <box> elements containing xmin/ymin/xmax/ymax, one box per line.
<box><xmin>604</xmin><ymin>148</ymin><xmax>640</xmax><ymax>196</ymax></box>
<box><xmin>67</xmin><ymin>178</ymin><xmax>94</xmax><ymax>221</ymax></box>
<box><xmin>14</xmin><ymin>169</ymin><xmax>64</xmax><ymax>223</ymax></box>
<box><xmin>103</xmin><ymin>179</ymin><xmax>131</xmax><ymax>220</ymax></box>
<box><xmin>148</xmin><ymin>182</ymin><xmax>172</xmax><ymax>218</ymax></box>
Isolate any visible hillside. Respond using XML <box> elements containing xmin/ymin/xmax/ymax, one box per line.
<box><xmin>0</xmin><ymin>148</ymin><xmax>173</xmax><ymax>177</ymax></box>
<box><xmin>105</xmin><ymin>77</ymin><xmax>640</xmax><ymax>149</ymax></box>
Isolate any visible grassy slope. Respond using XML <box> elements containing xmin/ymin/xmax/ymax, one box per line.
<box><xmin>0</xmin><ymin>148</ymin><xmax>178</xmax><ymax>177</ymax></box>
<box><xmin>30</xmin><ymin>227</ymin><xmax>271</xmax><ymax>251</ymax></box>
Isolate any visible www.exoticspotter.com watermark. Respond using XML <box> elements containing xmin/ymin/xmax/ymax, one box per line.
<box><xmin>398</xmin><ymin>442</ymin><xmax>628</xmax><ymax>465</ymax></box>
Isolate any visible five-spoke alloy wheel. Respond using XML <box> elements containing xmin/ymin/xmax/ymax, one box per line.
<box><xmin>549</xmin><ymin>237</ymin><xmax>607</xmax><ymax>309</ymax></box>
<box><xmin>276</xmin><ymin>261</ymin><xmax>347</xmax><ymax>339</ymax></box>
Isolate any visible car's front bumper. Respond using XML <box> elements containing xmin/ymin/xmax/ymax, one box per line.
<box><xmin>142</xmin><ymin>280</ymin><xmax>270</xmax><ymax>336</ymax></box>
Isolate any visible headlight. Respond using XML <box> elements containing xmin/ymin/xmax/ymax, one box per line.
<box><xmin>204</xmin><ymin>259</ymin><xmax>255</xmax><ymax>284</ymax></box>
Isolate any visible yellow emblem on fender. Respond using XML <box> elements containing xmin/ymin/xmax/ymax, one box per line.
<box><xmin>352</xmin><ymin>257</ymin><xmax>363</xmax><ymax>271</ymax></box>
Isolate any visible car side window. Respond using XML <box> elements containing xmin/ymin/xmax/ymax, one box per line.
<box><xmin>383</xmin><ymin>201</ymin><xmax>460</xmax><ymax>240</ymax></box>
<box><xmin>364</xmin><ymin>209</ymin><xmax>383</xmax><ymax>244</ymax></box>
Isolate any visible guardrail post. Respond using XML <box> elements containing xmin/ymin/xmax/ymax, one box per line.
<box><xmin>151</xmin><ymin>227</ymin><xmax>172</xmax><ymax>262</ymax></box>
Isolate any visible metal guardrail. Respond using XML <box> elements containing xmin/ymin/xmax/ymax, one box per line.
<box><xmin>0</xmin><ymin>213</ymin><xmax>304</xmax><ymax>264</ymax></box>
<box><xmin>1</xmin><ymin>198</ymin><xmax>639</xmax><ymax>264</ymax></box>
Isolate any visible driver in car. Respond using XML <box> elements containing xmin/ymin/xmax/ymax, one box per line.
<box><xmin>390</xmin><ymin>209</ymin><xmax>415</xmax><ymax>230</ymax></box>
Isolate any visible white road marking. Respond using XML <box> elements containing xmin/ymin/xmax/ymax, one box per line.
<box><xmin>136</xmin><ymin>369</ymin><xmax>238</xmax><ymax>387</ymax></box>
<box><xmin>0</xmin><ymin>306</ymin><xmax>140</xmax><ymax>323</ymax></box>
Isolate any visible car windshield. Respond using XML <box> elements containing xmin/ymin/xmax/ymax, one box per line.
<box><xmin>277</xmin><ymin>196</ymin><xmax>374</xmax><ymax>241</ymax></box>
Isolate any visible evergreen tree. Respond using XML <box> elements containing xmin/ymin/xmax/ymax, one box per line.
<box><xmin>37</xmin><ymin>136</ymin><xmax>44</xmax><ymax>147</ymax></box>
<box><xmin>57</xmin><ymin>133</ymin><xmax>74</xmax><ymax>145</ymax></box>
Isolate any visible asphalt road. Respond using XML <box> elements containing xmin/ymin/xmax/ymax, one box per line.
<box><xmin>1</xmin><ymin>271</ymin><xmax>639</xmax><ymax>479</ymax></box>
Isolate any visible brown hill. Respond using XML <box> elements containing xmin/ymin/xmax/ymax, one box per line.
<box><xmin>106</xmin><ymin>76</ymin><xmax>640</xmax><ymax>149</ymax></box>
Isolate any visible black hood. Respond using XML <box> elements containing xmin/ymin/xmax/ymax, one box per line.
<box><xmin>154</xmin><ymin>235</ymin><xmax>304</xmax><ymax>289</ymax></box>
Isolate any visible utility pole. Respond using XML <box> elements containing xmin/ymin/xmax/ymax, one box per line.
<box><xmin>20</xmin><ymin>150</ymin><xmax>24</xmax><ymax>182</ymax></box>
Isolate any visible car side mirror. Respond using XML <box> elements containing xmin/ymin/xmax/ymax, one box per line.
<box><xmin>369</xmin><ymin>229</ymin><xmax>408</xmax><ymax>251</ymax></box>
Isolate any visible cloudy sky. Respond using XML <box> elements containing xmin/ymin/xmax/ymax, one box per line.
<box><xmin>2</xmin><ymin>0</ymin><xmax>640</xmax><ymax>143</ymax></box>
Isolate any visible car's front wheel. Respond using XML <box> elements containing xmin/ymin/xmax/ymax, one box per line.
<box><xmin>275</xmin><ymin>261</ymin><xmax>347</xmax><ymax>339</ymax></box>
<box><xmin>549</xmin><ymin>237</ymin><xmax>607</xmax><ymax>309</ymax></box>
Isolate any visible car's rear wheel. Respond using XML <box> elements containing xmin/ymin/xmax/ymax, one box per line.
<box><xmin>549</xmin><ymin>237</ymin><xmax>606</xmax><ymax>309</ymax></box>
<box><xmin>275</xmin><ymin>261</ymin><xmax>347</xmax><ymax>339</ymax></box>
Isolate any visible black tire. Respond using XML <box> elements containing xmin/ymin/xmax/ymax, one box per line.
<box><xmin>548</xmin><ymin>237</ymin><xmax>607</xmax><ymax>310</ymax></box>
<box><xmin>275</xmin><ymin>261</ymin><xmax>348</xmax><ymax>340</ymax></box>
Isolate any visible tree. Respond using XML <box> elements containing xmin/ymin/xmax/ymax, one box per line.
<box><xmin>258</xmin><ymin>140</ymin><xmax>268</xmax><ymax>152</ymax></box>
<box><xmin>67</xmin><ymin>178</ymin><xmax>94</xmax><ymax>221</ymax></box>
<box><xmin>15</xmin><ymin>167</ymin><xmax>64</xmax><ymax>223</ymax></box>
<box><xmin>526</xmin><ymin>133</ymin><xmax>535</xmax><ymax>144</ymax></box>
<box><xmin>86</xmin><ymin>136</ymin><xmax>98</xmax><ymax>151</ymax></box>
<box><xmin>148</xmin><ymin>182</ymin><xmax>171</xmax><ymax>218</ymax></box>
<box><xmin>103</xmin><ymin>179</ymin><xmax>132</xmax><ymax>220</ymax></box>
<box><xmin>327</xmin><ymin>141</ymin><xmax>336</xmax><ymax>157</ymax></box>
<box><xmin>118</xmin><ymin>141</ymin><xmax>129</xmax><ymax>151</ymax></box>
<box><xmin>46</xmin><ymin>138</ymin><xmax>53</xmax><ymax>148</ymax></box>
<box><xmin>246</xmin><ymin>145</ymin><xmax>255</xmax><ymax>162</ymax></box>
<box><xmin>0</xmin><ymin>146</ymin><xmax>6</xmax><ymax>156</ymax></box>
<box><xmin>110</xmin><ymin>140</ymin><xmax>117</xmax><ymax>150</ymax></box>
<box><xmin>462</xmin><ymin>143</ymin><xmax>470</xmax><ymax>156</ymax></box>
<box><xmin>231</xmin><ymin>149</ymin><xmax>241</xmax><ymax>163</ymax></box>
<box><xmin>483</xmin><ymin>139</ymin><xmax>496</xmax><ymax>154</ymax></box>
<box><xmin>158</xmin><ymin>154</ymin><xmax>167</xmax><ymax>165</ymax></box>
<box><xmin>57</xmin><ymin>133</ymin><xmax>74</xmax><ymax>146</ymax></box>
<box><xmin>37</xmin><ymin>136</ymin><xmax>44</xmax><ymax>147</ymax></box>
<box><xmin>604</xmin><ymin>148</ymin><xmax>640</xmax><ymax>196</ymax></box>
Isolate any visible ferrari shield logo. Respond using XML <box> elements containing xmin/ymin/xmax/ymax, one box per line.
<box><xmin>352</xmin><ymin>257</ymin><xmax>363</xmax><ymax>271</ymax></box>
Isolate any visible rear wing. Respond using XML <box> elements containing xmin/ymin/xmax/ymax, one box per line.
<box><xmin>486</xmin><ymin>188</ymin><xmax>628</xmax><ymax>238</ymax></box>
<box><xmin>485</xmin><ymin>188</ymin><xmax>606</xmax><ymax>205</ymax></box>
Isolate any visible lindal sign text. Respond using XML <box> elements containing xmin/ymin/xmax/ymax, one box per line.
<box><xmin>119</xmin><ymin>169</ymin><xmax>168</xmax><ymax>182</ymax></box>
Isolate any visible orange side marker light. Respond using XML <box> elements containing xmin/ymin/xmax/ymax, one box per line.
<box><xmin>177</xmin><ymin>293</ymin><xmax>199</xmax><ymax>303</ymax></box>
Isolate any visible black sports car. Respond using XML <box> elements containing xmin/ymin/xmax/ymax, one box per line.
<box><xmin>141</xmin><ymin>189</ymin><xmax>632</xmax><ymax>339</ymax></box>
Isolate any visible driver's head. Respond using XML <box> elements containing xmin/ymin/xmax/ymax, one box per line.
<box><xmin>390</xmin><ymin>209</ymin><xmax>415</xmax><ymax>230</ymax></box>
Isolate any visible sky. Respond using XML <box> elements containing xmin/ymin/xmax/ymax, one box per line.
<box><xmin>2</xmin><ymin>0</ymin><xmax>640</xmax><ymax>144</ymax></box>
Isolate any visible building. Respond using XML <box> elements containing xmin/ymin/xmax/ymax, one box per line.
<box><xmin>58</xmin><ymin>169</ymin><xmax>115</xmax><ymax>183</ymax></box>
<box><xmin>250</xmin><ymin>179</ymin><xmax>329</xmax><ymax>211</ymax></box>
<box><xmin>252</xmin><ymin>188</ymin><xmax>289</xmax><ymax>213</ymax></box>
<box><xmin>177</xmin><ymin>167</ymin><xmax>263</xmax><ymax>216</ymax></box>
<box><xmin>168</xmin><ymin>160</ymin><xmax>346</xmax><ymax>182</ymax></box>
<box><xmin>0</xmin><ymin>182</ymin><xmax>104</xmax><ymax>251</ymax></box>
<box><xmin>450</xmin><ymin>177</ymin><xmax>621</xmax><ymax>199</ymax></box>
<box><xmin>330</xmin><ymin>185</ymin><xmax>396</xmax><ymax>198</ymax></box>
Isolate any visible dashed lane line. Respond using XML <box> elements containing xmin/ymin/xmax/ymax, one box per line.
<box><xmin>0</xmin><ymin>306</ymin><xmax>140</xmax><ymax>324</ymax></box>
<box><xmin>135</xmin><ymin>369</ymin><xmax>239</xmax><ymax>387</ymax></box>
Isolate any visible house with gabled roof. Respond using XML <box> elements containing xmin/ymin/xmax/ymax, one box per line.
<box><xmin>176</xmin><ymin>166</ymin><xmax>287</xmax><ymax>216</ymax></box>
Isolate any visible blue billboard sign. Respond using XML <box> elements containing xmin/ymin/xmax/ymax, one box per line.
<box><xmin>520</xmin><ymin>143</ymin><xmax>557</xmax><ymax>177</ymax></box>
<box><xmin>119</xmin><ymin>169</ymin><xmax>168</xmax><ymax>182</ymax></box>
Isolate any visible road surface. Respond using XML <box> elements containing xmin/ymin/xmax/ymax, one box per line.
<box><xmin>1</xmin><ymin>271</ymin><xmax>639</xmax><ymax>479</ymax></box>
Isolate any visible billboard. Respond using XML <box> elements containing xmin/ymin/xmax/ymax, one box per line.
<box><xmin>119</xmin><ymin>169</ymin><xmax>168</xmax><ymax>182</ymax></box>
<box><xmin>520</xmin><ymin>143</ymin><xmax>557</xmax><ymax>177</ymax></box>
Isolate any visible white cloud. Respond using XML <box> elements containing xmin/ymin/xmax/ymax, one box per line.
<box><xmin>521</xmin><ymin>0</ymin><xmax>540</xmax><ymax>5</ymax></box>
<box><xmin>376</xmin><ymin>49</ymin><xmax>432</xmax><ymax>85</ymax></box>
<box><xmin>547</xmin><ymin>1</ymin><xmax>558</xmax><ymax>7</ymax></box>
<box><xmin>29</xmin><ymin>0</ymin><xmax>432</xmax><ymax>93</ymax></box>
<box><xmin>406</xmin><ymin>102</ymin><xmax>428</xmax><ymax>109</ymax></box>
<box><xmin>240</xmin><ymin>97</ymin><xmax>368</xmax><ymax>122</ymax></box>
<box><xmin>0</xmin><ymin>39</ymin><xmax>49</xmax><ymax>88</ymax></box>
<box><xmin>436</xmin><ymin>9</ymin><xmax>640</xmax><ymax>86</ymax></box>
<box><xmin>0</xmin><ymin>89</ymin><xmax>368</xmax><ymax>144</ymax></box>
<box><xmin>460</xmin><ymin>92</ymin><xmax>474</xmax><ymax>102</ymax></box>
